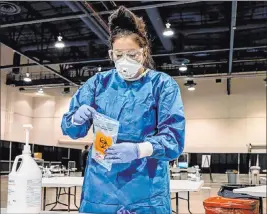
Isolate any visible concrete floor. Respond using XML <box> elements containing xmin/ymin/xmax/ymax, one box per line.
<box><xmin>1</xmin><ymin>175</ymin><xmax>266</xmax><ymax>213</ymax></box>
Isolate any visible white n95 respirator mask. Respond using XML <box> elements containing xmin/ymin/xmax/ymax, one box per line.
<box><xmin>115</xmin><ymin>57</ymin><xmax>143</xmax><ymax>81</ymax></box>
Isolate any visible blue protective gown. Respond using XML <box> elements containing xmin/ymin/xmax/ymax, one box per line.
<box><xmin>61</xmin><ymin>69</ymin><xmax>185</xmax><ymax>214</ymax></box>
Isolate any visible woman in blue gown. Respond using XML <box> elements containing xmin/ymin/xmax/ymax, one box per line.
<box><xmin>61</xmin><ymin>6</ymin><xmax>185</xmax><ymax>214</ymax></box>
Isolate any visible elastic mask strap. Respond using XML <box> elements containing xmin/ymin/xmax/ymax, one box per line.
<box><xmin>125</xmin><ymin>68</ymin><xmax>150</xmax><ymax>81</ymax></box>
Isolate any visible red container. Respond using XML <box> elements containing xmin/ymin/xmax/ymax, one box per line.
<box><xmin>203</xmin><ymin>196</ymin><xmax>259</xmax><ymax>214</ymax></box>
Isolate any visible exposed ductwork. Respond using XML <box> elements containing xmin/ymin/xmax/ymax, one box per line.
<box><xmin>1</xmin><ymin>45</ymin><xmax>266</xmax><ymax>70</ymax></box>
<box><xmin>21</xmin><ymin>40</ymin><xmax>92</xmax><ymax>51</ymax></box>
<box><xmin>173</xmin><ymin>71</ymin><xmax>267</xmax><ymax>81</ymax></box>
<box><xmin>14</xmin><ymin>70</ymin><xmax>267</xmax><ymax>90</ymax></box>
<box><xmin>64</xmin><ymin>1</ymin><xmax>109</xmax><ymax>45</ymax></box>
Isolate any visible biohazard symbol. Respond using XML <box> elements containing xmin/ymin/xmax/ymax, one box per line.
<box><xmin>95</xmin><ymin>131</ymin><xmax>112</xmax><ymax>155</ymax></box>
<box><xmin>99</xmin><ymin>137</ymin><xmax>108</xmax><ymax>149</ymax></box>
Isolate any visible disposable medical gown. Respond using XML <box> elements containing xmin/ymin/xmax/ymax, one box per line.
<box><xmin>61</xmin><ymin>69</ymin><xmax>185</xmax><ymax>214</ymax></box>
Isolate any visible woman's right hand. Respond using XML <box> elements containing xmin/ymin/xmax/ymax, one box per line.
<box><xmin>72</xmin><ymin>104</ymin><xmax>93</xmax><ymax>125</ymax></box>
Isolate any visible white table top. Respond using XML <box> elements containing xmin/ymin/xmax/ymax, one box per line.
<box><xmin>170</xmin><ymin>180</ymin><xmax>204</xmax><ymax>193</ymax></box>
<box><xmin>42</xmin><ymin>177</ymin><xmax>204</xmax><ymax>194</ymax></box>
<box><xmin>260</xmin><ymin>176</ymin><xmax>266</xmax><ymax>181</ymax></box>
<box><xmin>170</xmin><ymin>168</ymin><xmax>196</xmax><ymax>173</ymax></box>
<box><xmin>233</xmin><ymin>185</ymin><xmax>267</xmax><ymax>198</ymax></box>
<box><xmin>42</xmin><ymin>176</ymin><xmax>84</xmax><ymax>188</ymax></box>
<box><xmin>1</xmin><ymin>209</ymin><xmax>78</xmax><ymax>213</ymax></box>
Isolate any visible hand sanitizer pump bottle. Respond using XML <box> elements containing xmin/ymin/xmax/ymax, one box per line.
<box><xmin>7</xmin><ymin>124</ymin><xmax>42</xmax><ymax>213</ymax></box>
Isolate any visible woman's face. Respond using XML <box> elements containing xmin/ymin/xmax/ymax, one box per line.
<box><xmin>113</xmin><ymin>36</ymin><xmax>140</xmax><ymax>51</ymax></box>
<box><xmin>111</xmin><ymin>36</ymin><xmax>146</xmax><ymax>79</ymax></box>
<box><xmin>112</xmin><ymin>36</ymin><xmax>144</xmax><ymax>63</ymax></box>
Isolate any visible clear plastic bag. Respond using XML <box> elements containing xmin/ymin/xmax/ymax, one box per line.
<box><xmin>90</xmin><ymin>108</ymin><xmax>120</xmax><ymax>171</ymax></box>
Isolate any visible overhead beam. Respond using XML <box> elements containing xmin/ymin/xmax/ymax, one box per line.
<box><xmin>183</xmin><ymin>23</ymin><xmax>266</xmax><ymax>35</ymax></box>
<box><xmin>152</xmin><ymin>45</ymin><xmax>267</xmax><ymax>57</ymax></box>
<box><xmin>229</xmin><ymin>0</ymin><xmax>237</xmax><ymax>75</ymax></box>
<box><xmin>64</xmin><ymin>1</ymin><xmax>109</xmax><ymax>45</ymax></box>
<box><xmin>0</xmin><ymin>38</ymin><xmax>79</xmax><ymax>86</ymax></box>
<box><xmin>227</xmin><ymin>0</ymin><xmax>237</xmax><ymax>95</ymax></box>
<box><xmin>0</xmin><ymin>1</ymin><xmax>199</xmax><ymax>28</ymax></box>
<box><xmin>0</xmin><ymin>12</ymin><xmax>85</xmax><ymax>28</ymax></box>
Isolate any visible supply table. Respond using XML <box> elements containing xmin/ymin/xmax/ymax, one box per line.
<box><xmin>233</xmin><ymin>185</ymin><xmax>266</xmax><ymax>214</ymax></box>
<box><xmin>42</xmin><ymin>177</ymin><xmax>83</xmax><ymax>212</ymax></box>
<box><xmin>233</xmin><ymin>185</ymin><xmax>266</xmax><ymax>198</ymax></box>
<box><xmin>260</xmin><ymin>176</ymin><xmax>266</xmax><ymax>184</ymax></box>
<box><xmin>170</xmin><ymin>180</ymin><xmax>204</xmax><ymax>214</ymax></box>
<box><xmin>41</xmin><ymin>177</ymin><xmax>203</xmax><ymax>213</ymax></box>
<box><xmin>170</xmin><ymin>167</ymin><xmax>196</xmax><ymax>173</ymax></box>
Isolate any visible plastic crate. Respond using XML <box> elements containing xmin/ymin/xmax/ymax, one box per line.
<box><xmin>203</xmin><ymin>196</ymin><xmax>259</xmax><ymax>214</ymax></box>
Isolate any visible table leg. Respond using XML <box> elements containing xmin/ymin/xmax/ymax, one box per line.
<box><xmin>176</xmin><ymin>192</ymin><xmax>179</xmax><ymax>214</ymax></box>
<box><xmin>56</xmin><ymin>187</ymin><xmax>59</xmax><ymax>202</ymax></box>
<box><xmin>50</xmin><ymin>187</ymin><xmax>59</xmax><ymax>211</ymax></box>
<box><xmin>187</xmin><ymin>192</ymin><xmax>192</xmax><ymax>214</ymax></box>
<box><xmin>74</xmin><ymin>186</ymin><xmax>79</xmax><ymax>209</ymax></box>
<box><xmin>68</xmin><ymin>187</ymin><xmax>71</xmax><ymax>212</ymax></box>
<box><xmin>58</xmin><ymin>187</ymin><xmax>61</xmax><ymax>200</ymax></box>
<box><xmin>259</xmin><ymin>197</ymin><xmax>263</xmax><ymax>214</ymax></box>
<box><xmin>43</xmin><ymin>187</ymin><xmax>46</xmax><ymax>211</ymax></box>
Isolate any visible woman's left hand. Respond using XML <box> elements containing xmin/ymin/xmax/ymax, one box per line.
<box><xmin>105</xmin><ymin>143</ymin><xmax>139</xmax><ymax>163</ymax></box>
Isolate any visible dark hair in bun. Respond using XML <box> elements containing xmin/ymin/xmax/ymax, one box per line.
<box><xmin>108</xmin><ymin>6</ymin><xmax>154</xmax><ymax>69</ymax></box>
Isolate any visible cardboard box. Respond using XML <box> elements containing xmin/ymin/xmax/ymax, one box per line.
<box><xmin>34</xmin><ymin>152</ymin><xmax>42</xmax><ymax>159</ymax></box>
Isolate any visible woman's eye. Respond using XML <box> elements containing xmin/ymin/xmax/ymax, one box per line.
<box><xmin>128</xmin><ymin>53</ymin><xmax>137</xmax><ymax>58</ymax></box>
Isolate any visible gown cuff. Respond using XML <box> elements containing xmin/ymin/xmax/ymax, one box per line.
<box><xmin>138</xmin><ymin>142</ymin><xmax>153</xmax><ymax>159</ymax></box>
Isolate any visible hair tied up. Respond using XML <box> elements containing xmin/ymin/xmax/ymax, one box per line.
<box><xmin>109</xmin><ymin>6</ymin><xmax>147</xmax><ymax>40</ymax></box>
<box><xmin>108</xmin><ymin>6</ymin><xmax>154</xmax><ymax>69</ymax></box>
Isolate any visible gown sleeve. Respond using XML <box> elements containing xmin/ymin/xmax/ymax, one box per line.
<box><xmin>145</xmin><ymin>78</ymin><xmax>185</xmax><ymax>161</ymax></box>
<box><xmin>61</xmin><ymin>75</ymin><xmax>98</xmax><ymax>139</ymax></box>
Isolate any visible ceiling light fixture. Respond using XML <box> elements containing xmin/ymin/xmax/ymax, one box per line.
<box><xmin>37</xmin><ymin>87</ymin><xmax>44</xmax><ymax>95</ymax></box>
<box><xmin>184</xmin><ymin>80</ymin><xmax>197</xmax><ymax>91</ymax></box>
<box><xmin>188</xmin><ymin>86</ymin><xmax>196</xmax><ymax>91</ymax></box>
<box><xmin>179</xmin><ymin>63</ymin><xmax>187</xmax><ymax>72</ymax></box>
<box><xmin>54</xmin><ymin>35</ymin><xmax>65</xmax><ymax>49</ymax></box>
<box><xmin>163</xmin><ymin>22</ymin><xmax>174</xmax><ymax>37</ymax></box>
<box><xmin>23</xmin><ymin>72</ymin><xmax>31</xmax><ymax>82</ymax></box>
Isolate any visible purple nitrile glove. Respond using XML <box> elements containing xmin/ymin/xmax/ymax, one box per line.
<box><xmin>72</xmin><ymin>104</ymin><xmax>93</xmax><ymax>125</ymax></box>
<box><xmin>105</xmin><ymin>143</ymin><xmax>139</xmax><ymax>164</ymax></box>
<box><xmin>117</xmin><ymin>207</ymin><xmax>136</xmax><ymax>214</ymax></box>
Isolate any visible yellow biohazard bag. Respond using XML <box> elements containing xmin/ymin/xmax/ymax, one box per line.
<box><xmin>91</xmin><ymin>110</ymin><xmax>119</xmax><ymax>171</ymax></box>
<box><xmin>94</xmin><ymin>131</ymin><xmax>113</xmax><ymax>155</ymax></box>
